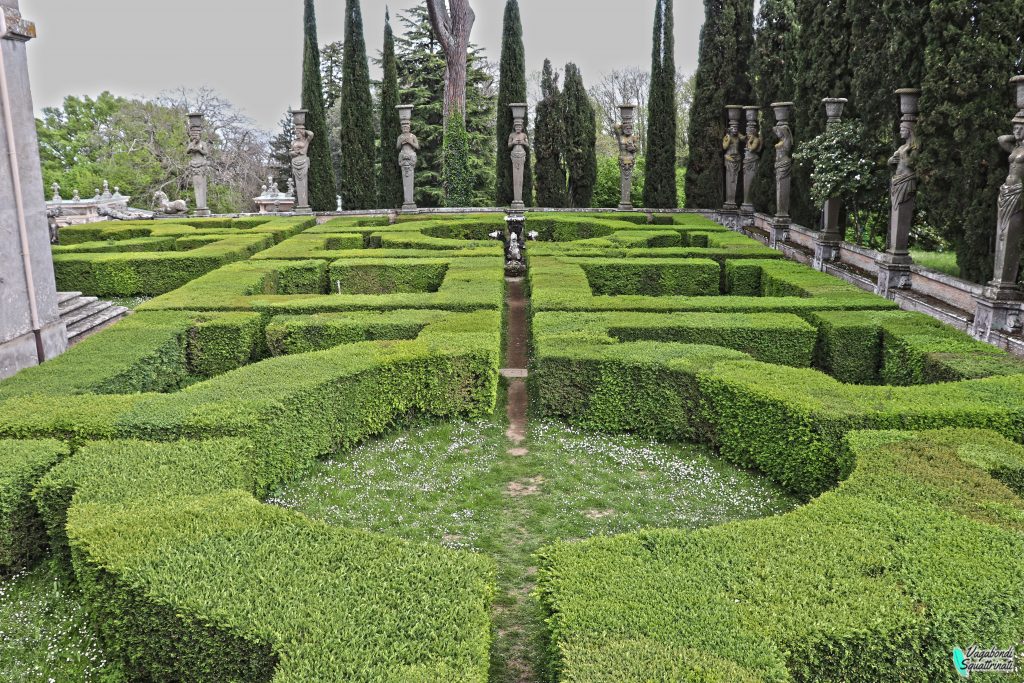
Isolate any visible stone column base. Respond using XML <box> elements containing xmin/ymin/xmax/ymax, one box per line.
<box><xmin>617</xmin><ymin>203</ymin><xmax>634</xmax><ymax>211</ymax></box>
<box><xmin>972</xmin><ymin>293</ymin><xmax>1023</xmax><ymax>341</ymax></box>
<box><xmin>769</xmin><ymin>217</ymin><xmax>790</xmax><ymax>249</ymax></box>
<box><xmin>875</xmin><ymin>259</ymin><xmax>913</xmax><ymax>299</ymax></box>
<box><xmin>294</xmin><ymin>206</ymin><xmax>313</xmax><ymax>215</ymax></box>
<box><xmin>740</xmin><ymin>204</ymin><xmax>755</xmax><ymax>227</ymax></box>
<box><xmin>192</xmin><ymin>209</ymin><xmax>212</xmax><ymax>217</ymax></box>
<box><xmin>401</xmin><ymin>204</ymin><xmax>418</xmax><ymax>214</ymax></box>
<box><xmin>719</xmin><ymin>209</ymin><xmax>741</xmax><ymax>229</ymax></box>
<box><xmin>0</xmin><ymin>320</ymin><xmax>68</xmax><ymax>381</ymax></box>
<box><xmin>511</xmin><ymin>201</ymin><xmax>525</xmax><ymax>212</ymax></box>
<box><xmin>813</xmin><ymin>237</ymin><xmax>842</xmax><ymax>271</ymax></box>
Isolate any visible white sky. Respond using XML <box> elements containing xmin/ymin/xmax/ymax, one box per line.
<box><xmin>21</xmin><ymin>0</ymin><xmax>705</xmax><ymax>131</ymax></box>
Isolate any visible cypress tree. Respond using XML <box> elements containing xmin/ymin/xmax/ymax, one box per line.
<box><xmin>534</xmin><ymin>59</ymin><xmax>567</xmax><ymax>207</ymax></box>
<box><xmin>919</xmin><ymin>0</ymin><xmax>1022</xmax><ymax>281</ymax></box>
<box><xmin>301</xmin><ymin>0</ymin><xmax>337</xmax><ymax>211</ymax></box>
<box><xmin>339</xmin><ymin>0</ymin><xmax>377</xmax><ymax>210</ymax></box>
<box><xmin>684</xmin><ymin>0</ymin><xmax>755</xmax><ymax>208</ymax></box>
<box><xmin>644</xmin><ymin>0</ymin><xmax>678</xmax><ymax>208</ymax></box>
<box><xmin>496</xmin><ymin>0</ymin><xmax>532</xmax><ymax>206</ymax></box>
<box><xmin>563</xmin><ymin>63</ymin><xmax>597</xmax><ymax>207</ymax></box>
<box><xmin>378</xmin><ymin>9</ymin><xmax>403</xmax><ymax>209</ymax></box>
<box><xmin>749</xmin><ymin>0</ymin><xmax>795</xmax><ymax>214</ymax></box>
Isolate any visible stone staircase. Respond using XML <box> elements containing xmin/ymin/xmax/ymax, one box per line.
<box><xmin>58</xmin><ymin>292</ymin><xmax>131</xmax><ymax>345</ymax></box>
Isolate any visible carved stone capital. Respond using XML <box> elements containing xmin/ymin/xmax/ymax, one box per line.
<box><xmin>1</xmin><ymin>6</ymin><xmax>36</xmax><ymax>42</ymax></box>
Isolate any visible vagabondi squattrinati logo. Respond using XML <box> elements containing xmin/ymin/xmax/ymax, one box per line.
<box><xmin>953</xmin><ymin>645</ymin><xmax>1020</xmax><ymax>678</ymax></box>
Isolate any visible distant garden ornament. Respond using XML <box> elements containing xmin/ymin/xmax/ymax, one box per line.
<box><xmin>153</xmin><ymin>191</ymin><xmax>188</xmax><ymax>215</ymax></box>
<box><xmin>187</xmin><ymin>113</ymin><xmax>211</xmax><ymax>217</ymax></box>
<box><xmin>508</xmin><ymin>103</ymin><xmax>529</xmax><ymax>211</ymax></box>
<box><xmin>740</xmin><ymin>106</ymin><xmax>762</xmax><ymax>224</ymax></box>
<box><xmin>770</xmin><ymin>102</ymin><xmax>795</xmax><ymax>247</ymax></box>
<box><xmin>615</xmin><ymin>104</ymin><xmax>638</xmax><ymax>210</ymax></box>
<box><xmin>722</xmin><ymin>105</ymin><xmax>744</xmax><ymax>214</ymax></box>
<box><xmin>397</xmin><ymin>105</ymin><xmax>419</xmax><ymax>213</ymax></box>
<box><xmin>876</xmin><ymin>89</ymin><xmax>922</xmax><ymax>298</ymax></box>
<box><xmin>290</xmin><ymin>109</ymin><xmax>314</xmax><ymax>215</ymax></box>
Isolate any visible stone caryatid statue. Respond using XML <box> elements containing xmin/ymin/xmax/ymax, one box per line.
<box><xmin>740</xmin><ymin>106</ymin><xmax>762</xmax><ymax>221</ymax></box>
<box><xmin>615</xmin><ymin>104</ymin><xmax>639</xmax><ymax>210</ymax></box>
<box><xmin>819</xmin><ymin>98</ymin><xmax>848</xmax><ymax>247</ymax></box>
<box><xmin>186</xmin><ymin>113</ymin><xmax>211</xmax><ymax>217</ymax></box>
<box><xmin>722</xmin><ymin>106</ymin><xmax>744</xmax><ymax>212</ymax></box>
<box><xmin>396</xmin><ymin>105</ymin><xmax>419</xmax><ymax>212</ymax></box>
<box><xmin>974</xmin><ymin>76</ymin><xmax>1024</xmax><ymax>338</ymax></box>
<box><xmin>508</xmin><ymin>103</ymin><xmax>530</xmax><ymax>212</ymax></box>
<box><xmin>877</xmin><ymin>89</ymin><xmax>922</xmax><ymax>297</ymax></box>
<box><xmin>289</xmin><ymin>109</ymin><xmax>314</xmax><ymax>215</ymax></box>
<box><xmin>770</xmin><ymin>102</ymin><xmax>795</xmax><ymax>228</ymax></box>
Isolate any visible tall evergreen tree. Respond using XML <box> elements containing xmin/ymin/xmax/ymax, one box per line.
<box><xmin>919</xmin><ymin>0</ymin><xmax>1023</xmax><ymax>281</ymax></box>
<box><xmin>644</xmin><ymin>0</ymin><xmax>678</xmax><ymax>208</ymax></box>
<box><xmin>378</xmin><ymin>10</ymin><xmax>403</xmax><ymax>209</ymax></box>
<box><xmin>684</xmin><ymin>0</ymin><xmax>755</xmax><ymax>208</ymax></box>
<box><xmin>534</xmin><ymin>59</ymin><xmax>567</xmax><ymax>207</ymax></box>
<box><xmin>270</xmin><ymin>113</ymin><xmax>296</xmax><ymax>190</ymax></box>
<box><xmin>495</xmin><ymin>0</ymin><xmax>532</xmax><ymax>206</ymax></box>
<box><xmin>339</xmin><ymin>0</ymin><xmax>377</xmax><ymax>210</ymax></box>
<box><xmin>394</xmin><ymin>4</ymin><xmax>496</xmax><ymax>207</ymax></box>
<box><xmin>320</xmin><ymin>41</ymin><xmax>345</xmax><ymax>110</ymax></box>
<box><xmin>563</xmin><ymin>63</ymin><xmax>597</xmax><ymax>207</ymax></box>
<box><xmin>301</xmin><ymin>0</ymin><xmax>337</xmax><ymax>211</ymax></box>
<box><xmin>749</xmin><ymin>0</ymin><xmax>795</xmax><ymax>214</ymax></box>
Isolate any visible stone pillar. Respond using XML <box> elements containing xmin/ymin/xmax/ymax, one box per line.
<box><xmin>973</xmin><ymin>75</ymin><xmax>1024</xmax><ymax>340</ymax></box>
<box><xmin>876</xmin><ymin>89</ymin><xmax>922</xmax><ymax>298</ymax></box>
<box><xmin>290</xmin><ymin>109</ymin><xmax>313</xmax><ymax>215</ymax></box>
<box><xmin>615</xmin><ymin>104</ymin><xmax>638</xmax><ymax>210</ymax></box>
<box><xmin>509</xmin><ymin>103</ymin><xmax>529</xmax><ymax>212</ymax></box>
<box><xmin>740</xmin><ymin>106</ymin><xmax>762</xmax><ymax>226</ymax></box>
<box><xmin>187</xmin><ymin>113</ymin><xmax>211</xmax><ymax>217</ymax></box>
<box><xmin>813</xmin><ymin>97</ymin><xmax>848</xmax><ymax>270</ymax></box>
<box><xmin>396</xmin><ymin>105</ymin><xmax>418</xmax><ymax>213</ymax></box>
<box><xmin>769</xmin><ymin>102</ymin><xmax>795</xmax><ymax>249</ymax></box>
<box><xmin>0</xmin><ymin>1</ymin><xmax>67</xmax><ymax>379</ymax></box>
<box><xmin>721</xmin><ymin>105</ymin><xmax>744</xmax><ymax>227</ymax></box>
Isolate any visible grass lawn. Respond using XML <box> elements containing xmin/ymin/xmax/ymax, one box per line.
<box><xmin>910</xmin><ymin>249</ymin><xmax>959</xmax><ymax>277</ymax></box>
<box><xmin>270</xmin><ymin>417</ymin><xmax>797</xmax><ymax>683</ymax></box>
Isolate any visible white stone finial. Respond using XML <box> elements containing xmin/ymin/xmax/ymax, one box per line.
<box><xmin>51</xmin><ymin>182</ymin><xmax>60</xmax><ymax>202</ymax></box>
<box><xmin>72</xmin><ymin>188</ymin><xmax>81</xmax><ymax>201</ymax></box>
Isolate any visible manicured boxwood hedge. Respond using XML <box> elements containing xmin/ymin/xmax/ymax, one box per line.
<box><xmin>265</xmin><ymin>310</ymin><xmax>449</xmax><ymax>355</ymax></box>
<box><xmin>537</xmin><ymin>429</ymin><xmax>1024</xmax><ymax>682</ymax></box>
<box><xmin>0</xmin><ymin>439</ymin><xmax>68</xmax><ymax>570</ymax></box>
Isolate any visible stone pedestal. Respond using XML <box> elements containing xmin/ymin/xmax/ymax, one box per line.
<box><xmin>768</xmin><ymin>217</ymin><xmax>790</xmax><ymax>249</ymax></box>
<box><xmin>0</xmin><ymin>2</ymin><xmax>67</xmax><ymax>379</ymax></box>
<box><xmin>973</xmin><ymin>288</ymin><xmax>1023</xmax><ymax>341</ymax></box>
<box><xmin>875</xmin><ymin>254</ymin><xmax>913</xmax><ymax>299</ymax></box>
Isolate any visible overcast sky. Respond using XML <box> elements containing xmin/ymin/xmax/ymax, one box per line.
<box><xmin>22</xmin><ymin>0</ymin><xmax>704</xmax><ymax>132</ymax></box>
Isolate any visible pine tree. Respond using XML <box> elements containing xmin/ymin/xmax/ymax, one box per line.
<box><xmin>684</xmin><ymin>0</ymin><xmax>755</xmax><ymax>208</ymax></box>
<box><xmin>321</xmin><ymin>41</ymin><xmax>345</xmax><ymax>110</ymax></box>
<box><xmin>378</xmin><ymin>10</ymin><xmax>403</xmax><ymax>209</ymax></box>
<box><xmin>534</xmin><ymin>59</ymin><xmax>567</xmax><ymax>207</ymax></box>
<box><xmin>563</xmin><ymin>62</ymin><xmax>597</xmax><ymax>207</ymax></box>
<box><xmin>495</xmin><ymin>0</ymin><xmax>532</xmax><ymax>206</ymax></box>
<box><xmin>395</xmin><ymin>4</ymin><xmax>496</xmax><ymax>207</ymax></box>
<box><xmin>301</xmin><ymin>0</ymin><xmax>337</xmax><ymax>211</ymax></box>
<box><xmin>919</xmin><ymin>0</ymin><xmax>1022</xmax><ymax>281</ymax></box>
<box><xmin>339</xmin><ymin>0</ymin><xmax>377</xmax><ymax>210</ymax></box>
<box><xmin>644</xmin><ymin>0</ymin><xmax>678</xmax><ymax>208</ymax></box>
<box><xmin>269</xmin><ymin>113</ymin><xmax>296</xmax><ymax>190</ymax></box>
<box><xmin>749</xmin><ymin>0</ymin><xmax>794</xmax><ymax>214</ymax></box>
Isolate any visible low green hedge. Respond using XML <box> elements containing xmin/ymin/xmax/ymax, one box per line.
<box><xmin>0</xmin><ymin>439</ymin><xmax>68</xmax><ymax>570</ymax></box>
<box><xmin>537</xmin><ymin>429</ymin><xmax>1024</xmax><ymax>682</ymax></box>
<box><xmin>329</xmin><ymin>259</ymin><xmax>451</xmax><ymax>295</ymax></box>
<box><xmin>577</xmin><ymin>258</ymin><xmax>721</xmax><ymax>296</ymax></box>
<box><xmin>53</xmin><ymin>234</ymin><xmax>276</xmax><ymax>296</ymax></box>
<box><xmin>265</xmin><ymin>310</ymin><xmax>450</xmax><ymax>355</ymax></box>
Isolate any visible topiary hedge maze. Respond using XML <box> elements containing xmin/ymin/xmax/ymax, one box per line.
<box><xmin>4</xmin><ymin>211</ymin><xmax>1023</xmax><ymax>681</ymax></box>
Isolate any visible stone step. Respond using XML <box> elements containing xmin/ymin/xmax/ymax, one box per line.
<box><xmin>57</xmin><ymin>291</ymin><xmax>83</xmax><ymax>306</ymax></box>
<box><xmin>61</xmin><ymin>299</ymin><xmax>113</xmax><ymax>328</ymax></box>
<box><xmin>66</xmin><ymin>306</ymin><xmax>131</xmax><ymax>345</ymax></box>
<box><xmin>58</xmin><ymin>294</ymin><xmax>98</xmax><ymax>317</ymax></box>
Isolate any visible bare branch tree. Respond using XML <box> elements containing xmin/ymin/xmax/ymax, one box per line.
<box><xmin>426</xmin><ymin>0</ymin><xmax>475</xmax><ymax>127</ymax></box>
<box><xmin>590</xmin><ymin>68</ymin><xmax>651</xmax><ymax>156</ymax></box>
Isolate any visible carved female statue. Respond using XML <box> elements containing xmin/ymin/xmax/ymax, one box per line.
<box><xmin>992</xmin><ymin>118</ymin><xmax>1024</xmax><ymax>286</ymax></box>
<box><xmin>773</xmin><ymin>122</ymin><xmax>794</xmax><ymax>218</ymax></box>
<box><xmin>889</xmin><ymin>120</ymin><xmax>920</xmax><ymax>210</ymax></box>
<box><xmin>290</xmin><ymin>127</ymin><xmax>314</xmax><ymax>210</ymax></box>
<box><xmin>187</xmin><ymin>128</ymin><xmax>209</xmax><ymax>170</ymax></box>
<box><xmin>723</xmin><ymin>121</ymin><xmax>743</xmax><ymax>208</ymax></box>
<box><xmin>508</xmin><ymin>120</ymin><xmax>530</xmax><ymax>207</ymax></box>
<box><xmin>615</xmin><ymin>120</ymin><xmax>639</xmax><ymax>208</ymax></box>
<box><xmin>397</xmin><ymin>119</ymin><xmax>420</xmax><ymax>209</ymax></box>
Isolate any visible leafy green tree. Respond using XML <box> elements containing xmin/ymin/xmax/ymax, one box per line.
<box><xmin>339</xmin><ymin>0</ymin><xmax>378</xmax><ymax>210</ymax></box>
<box><xmin>443</xmin><ymin>112</ymin><xmax>473</xmax><ymax>206</ymax></box>
<box><xmin>684</xmin><ymin>0</ymin><xmax>755</xmax><ymax>208</ymax></box>
<box><xmin>495</xmin><ymin>0</ymin><xmax>532</xmax><ymax>206</ymax></box>
<box><xmin>749</xmin><ymin>0</ymin><xmax>794</xmax><ymax>214</ymax></box>
<box><xmin>301</xmin><ymin>0</ymin><xmax>337</xmax><ymax>211</ymax></box>
<box><xmin>918</xmin><ymin>0</ymin><xmax>1023</xmax><ymax>281</ymax></box>
<box><xmin>321</xmin><ymin>41</ymin><xmax>345</xmax><ymax>110</ymax></box>
<box><xmin>395</xmin><ymin>3</ymin><xmax>496</xmax><ymax>207</ymax></box>
<box><xmin>563</xmin><ymin>62</ymin><xmax>597</xmax><ymax>207</ymax></box>
<box><xmin>534</xmin><ymin>59</ymin><xmax>567</xmax><ymax>207</ymax></box>
<box><xmin>378</xmin><ymin>10</ymin><xmax>403</xmax><ymax>209</ymax></box>
<box><xmin>644</xmin><ymin>0</ymin><xmax>678</xmax><ymax>208</ymax></box>
<box><xmin>594</xmin><ymin>155</ymin><xmax>645</xmax><ymax>208</ymax></box>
